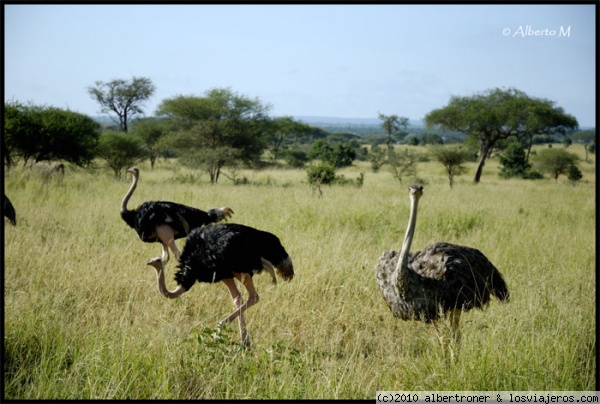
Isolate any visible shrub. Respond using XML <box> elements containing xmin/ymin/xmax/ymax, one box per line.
<box><xmin>280</xmin><ymin>149</ymin><xmax>309</xmax><ymax>168</ymax></box>
<box><xmin>499</xmin><ymin>142</ymin><xmax>530</xmax><ymax>178</ymax></box>
<box><xmin>306</xmin><ymin>163</ymin><xmax>336</xmax><ymax>185</ymax></box>
<box><xmin>567</xmin><ymin>165</ymin><xmax>583</xmax><ymax>182</ymax></box>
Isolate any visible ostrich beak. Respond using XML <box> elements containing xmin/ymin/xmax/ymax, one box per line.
<box><xmin>146</xmin><ymin>258</ymin><xmax>162</xmax><ymax>267</ymax></box>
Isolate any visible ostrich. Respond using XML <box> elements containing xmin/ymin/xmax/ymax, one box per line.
<box><xmin>4</xmin><ymin>194</ymin><xmax>16</xmax><ymax>226</ymax></box>
<box><xmin>146</xmin><ymin>223</ymin><xmax>294</xmax><ymax>348</ymax></box>
<box><xmin>121</xmin><ymin>167</ymin><xmax>234</xmax><ymax>263</ymax></box>
<box><xmin>375</xmin><ymin>184</ymin><xmax>509</xmax><ymax>358</ymax></box>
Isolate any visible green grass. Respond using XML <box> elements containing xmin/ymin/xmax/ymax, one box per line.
<box><xmin>3</xmin><ymin>147</ymin><xmax>596</xmax><ymax>399</ymax></box>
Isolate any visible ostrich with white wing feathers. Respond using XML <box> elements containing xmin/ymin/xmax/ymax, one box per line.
<box><xmin>121</xmin><ymin>167</ymin><xmax>233</xmax><ymax>263</ymax></box>
<box><xmin>147</xmin><ymin>223</ymin><xmax>294</xmax><ymax>348</ymax></box>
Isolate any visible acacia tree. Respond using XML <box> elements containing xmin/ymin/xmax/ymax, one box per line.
<box><xmin>386</xmin><ymin>148</ymin><xmax>418</xmax><ymax>185</ymax></box>
<box><xmin>534</xmin><ymin>148</ymin><xmax>580</xmax><ymax>183</ymax></box>
<box><xmin>88</xmin><ymin>76</ymin><xmax>155</xmax><ymax>132</ymax></box>
<box><xmin>378</xmin><ymin>113</ymin><xmax>409</xmax><ymax>149</ymax></box>
<box><xmin>425</xmin><ymin>87</ymin><xmax>578</xmax><ymax>183</ymax></box>
<box><xmin>267</xmin><ymin>116</ymin><xmax>312</xmax><ymax>158</ymax></box>
<box><xmin>429</xmin><ymin>145</ymin><xmax>470</xmax><ymax>188</ymax></box>
<box><xmin>156</xmin><ymin>88</ymin><xmax>271</xmax><ymax>183</ymax></box>
<box><xmin>4</xmin><ymin>101</ymin><xmax>100</xmax><ymax>167</ymax></box>
<box><xmin>97</xmin><ymin>131</ymin><xmax>146</xmax><ymax>178</ymax></box>
<box><xmin>129</xmin><ymin>118</ymin><xmax>171</xmax><ymax>169</ymax></box>
<box><xmin>513</xmin><ymin>96</ymin><xmax>579</xmax><ymax>162</ymax></box>
<box><xmin>571</xmin><ymin>129</ymin><xmax>596</xmax><ymax>162</ymax></box>
<box><xmin>368</xmin><ymin>144</ymin><xmax>386</xmax><ymax>172</ymax></box>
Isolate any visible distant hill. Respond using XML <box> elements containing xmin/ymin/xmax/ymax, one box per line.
<box><xmin>293</xmin><ymin>115</ymin><xmax>425</xmax><ymax>128</ymax></box>
<box><xmin>92</xmin><ymin>115</ymin><xmax>114</xmax><ymax>125</ymax></box>
<box><xmin>93</xmin><ymin>114</ymin><xmax>425</xmax><ymax>128</ymax></box>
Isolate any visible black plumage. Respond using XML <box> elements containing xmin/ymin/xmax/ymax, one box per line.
<box><xmin>121</xmin><ymin>200</ymin><xmax>231</xmax><ymax>244</ymax></box>
<box><xmin>175</xmin><ymin>223</ymin><xmax>294</xmax><ymax>290</ymax></box>
<box><xmin>121</xmin><ymin>167</ymin><xmax>233</xmax><ymax>262</ymax></box>
<box><xmin>4</xmin><ymin>194</ymin><xmax>16</xmax><ymax>226</ymax></box>
<box><xmin>146</xmin><ymin>223</ymin><xmax>294</xmax><ymax>347</ymax></box>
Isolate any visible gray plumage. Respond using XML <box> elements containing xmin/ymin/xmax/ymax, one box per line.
<box><xmin>375</xmin><ymin>184</ymin><xmax>509</xmax><ymax>324</ymax></box>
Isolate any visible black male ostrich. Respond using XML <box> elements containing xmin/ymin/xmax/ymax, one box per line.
<box><xmin>121</xmin><ymin>167</ymin><xmax>234</xmax><ymax>263</ymax></box>
<box><xmin>4</xmin><ymin>194</ymin><xmax>16</xmax><ymax>226</ymax></box>
<box><xmin>146</xmin><ymin>223</ymin><xmax>294</xmax><ymax>348</ymax></box>
<box><xmin>375</xmin><ymin>184</ymin><xmax>509</xmax><ymax>358</ymax></box>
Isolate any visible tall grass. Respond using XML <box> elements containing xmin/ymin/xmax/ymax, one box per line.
<box><xmin>4</xmin><ymin>148</ymin><xmax>595</xmax><ymax>399</ymax></box>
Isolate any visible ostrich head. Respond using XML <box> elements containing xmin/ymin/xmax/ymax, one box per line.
<box><xmin>146</xmin><ymin>256</ymin><xmax>187</xmax><ymax>299</ymax></box>
<box><xmin>408</xmin><ymin>183</ymin><xmax>424</xmax><ymax>201</ymax></box>
<box><xmin>147</xmin><ymin>257</ymin><xmax>164</xmax><ymax>271</ymax></box>
<box><xmin>127</xmin><ymin>167</ymin><xmax>139</xmax><ymax>177</ymax></box>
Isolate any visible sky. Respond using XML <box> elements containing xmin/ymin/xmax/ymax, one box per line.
<box><xmin>3</xmin><ymin>4</ymin><xmax>597</xmax><ymax>127</ymax></box>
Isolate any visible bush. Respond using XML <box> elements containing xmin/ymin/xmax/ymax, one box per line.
<box><xmin>97</xmin><ymin>131</ymin><xmax>146</xmax><ymax>177</ymax></box>
<box><xmin>306</xmin><ymin>164</ymin><xmax>336</xmax><ymax>185</ymax></box>
<box><xmin>522</xmin><ymin>170</ymin><xmax>544</xmax><ymax>180</ymax></box>
<box><xmin>499</xmin><ymin>142</ymin><xmax>530</xmax><ymax>178</ymax></box>
<box><xmin>567</xmin><ymin>165</ymin><xmax>583</xmax><ymax>182</ymax></box>
<box><xmin>280</xmin><ymin>149</ymin><xmax>309</xmax><ymax>168</ymax></box>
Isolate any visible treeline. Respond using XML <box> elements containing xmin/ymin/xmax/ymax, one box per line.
<box><xmin>3</xmin><ymin>79</ymin><xmax>595</xmax><ymax>185</ymax></box>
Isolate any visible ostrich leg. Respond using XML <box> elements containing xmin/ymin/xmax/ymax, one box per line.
<box><xmin>221</xmin><ymin>278</ymin><xmax>250</xmax><ymax>347</ymax></box>
<box><xmin>220</xmin><ymin>273</ymin><xmax>259</xmax><ymax>324</ymax></box>
<box><xmin>433</xmin><ymin>310</ymin><xmax>462</xmax><ymax>363</ymax></box>
<box><xmin>448</xmin><ymin>309</ymin><xmax>462</xmax><ymax>360</ymax></box>
<box><xmin>448</xmin><ymin>310</ymin><xmax>462</xmax><ymax>344</ymax></box>
<box><xmin>155</xmin><ymin>224</ymin><xmax>181</xmax><ymax>263</ymax></box>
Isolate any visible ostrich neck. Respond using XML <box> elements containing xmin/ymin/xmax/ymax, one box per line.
<box><xmin>395</xmin><ymin>196</ymin><xmax>419</xmax><ymax>276</ymax></box>
<box><xmin>154</xmin><ymin>265</ymin><xmax>187</xmax><ymax>299</ymax></box>
<box><xmin>121</xmin><ymin>173</ymin><xmax>138</xmax><ymax>213</ymax></box>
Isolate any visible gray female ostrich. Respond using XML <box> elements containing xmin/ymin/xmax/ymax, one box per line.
<box><xmin>375</xmin><ymin>184</ymin><xmax>509</xmax><ymax>355</ymax></box>
<box><xmin>146</xmin><ymin>223</ymin><xmax>294</xmax><ymax>348</ymax></box>
<box><xmin>121</xmin><ymin>167</ymin><xmax>234</xmax><ymax>263</ymax></box>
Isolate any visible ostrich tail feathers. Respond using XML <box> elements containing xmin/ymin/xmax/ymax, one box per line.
<box><xmin>208</xmin><ymin>207</ymin><xmax>234</xmax><ymax>223</ymax></box>
<box><xmin>275</xmin><ymin>255</ymin><xmax>294</xmax><ymax>282</ymax></box>
<box><xmin>492</xmin><ymin>270</ymin><xmax>510</xmax><ymax>302</ymax></box>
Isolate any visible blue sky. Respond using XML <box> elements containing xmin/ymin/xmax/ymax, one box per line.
<box><xmin>4</xmin><ymin>4</ymin><xmax>597</xmax><ymax>127</ymax></box>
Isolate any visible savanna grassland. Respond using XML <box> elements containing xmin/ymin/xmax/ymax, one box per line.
<box><xmin>3</xmin><ymin>145</ymin><xmax>596</xmax><ymax>399</ymax></box>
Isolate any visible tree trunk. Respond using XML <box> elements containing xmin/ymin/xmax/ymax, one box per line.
<box><xmin>473</xmin><ymin>158</ymin><xmax>485</xmax><ymax>183</ymax></box>
<box><xmin>524</xmin><ymin>135</ymin><xmax>533</xmax><ymax>163</ymax></box>
<box><xmin>473</xmin><ymin>140</ymin><xmax>497</xmax><ymax>183</ymax></box>
<box><xmin>473</xmin><ymin>144</ymin><xmax>490</xmax><ymax>183</ymax></box>
<box><xmin>208</xmin><ymin>166</ymin><xmax>217</xmax><ymax>184</ymax></box>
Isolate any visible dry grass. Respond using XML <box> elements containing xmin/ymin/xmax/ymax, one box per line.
<box><xmin>3</xmin><ymin>145</ymin><xmax>596</xmax><ymax>399</ymax></box>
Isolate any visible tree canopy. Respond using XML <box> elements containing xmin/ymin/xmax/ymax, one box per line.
<box><xmin>424</xmin><ymin>87</ymin><xmax>578</xmax><ymax>183</ymax></box>
<box><xmin>156</xmin><ymin>88</ymin><xmax>271</xmax><ymax>183</ymax></box>
<box><xmin>88</xmin><ymin>77</ymin><xmax>156</xmax><ymax>132</ymax></box>
<box><xmin>97</xmin><ymin>130</ymin><xmax>146</xmax><ymax>178</ymax></box>
<box><xmin>129</xmin><ymin>118</ymin><xmax>172</xmax><ymax>169</ymax></box>
<box><xmin>4</xmin><ymin>101</ymin><xmax>100</xmax><ymax>168</ymax></box>
<box><xmin>378</xmin><ymin>113</ymin><xmax>409</xmax><ymax>149</ymax></box>
<box><xmin>266</xmin><ymin>116</ymin><xmax>312</xmax><ymax>158</ymax></box>
<box><xmin>571</xmin><ymin>129</ymin><xmax>595</xmax><ymax>162</ymax></box>
<box><xmin>534</xmin><ymin>147</ymin><xmax>580</xmax><ymax>182</ymax></box>
<box><xmin>429</xmin><ymin>145</ymin><xmax>470</xmax><ymax>188</ymax></box>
